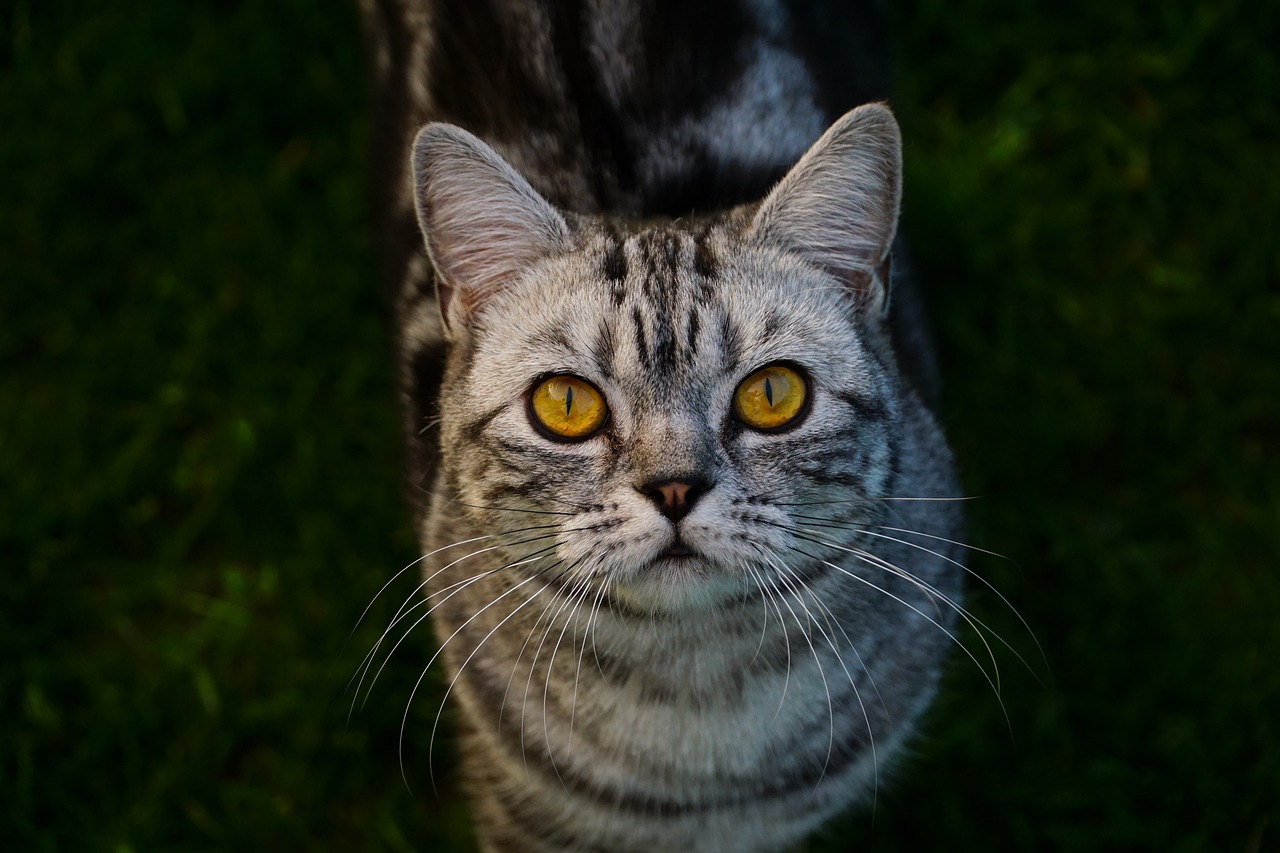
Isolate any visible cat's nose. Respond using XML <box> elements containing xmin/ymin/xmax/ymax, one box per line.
<box><xmin>638</xmin><ymin>476</ymin><xmax>711</xmax><ymax>522</ymax></box>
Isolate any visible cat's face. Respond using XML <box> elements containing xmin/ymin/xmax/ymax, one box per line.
<box><xmin>417</xmin><ymin>106</ymin><xmax>905</xmax><ymax>613</ymax></box>
<box><xmin>439</xmin><ymin>225</ymin><xmax>899</xmax><ymax>613</ymax></box>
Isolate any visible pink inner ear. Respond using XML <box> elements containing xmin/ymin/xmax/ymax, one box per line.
<box><xmin>748</xmin><ymin>104</ymin><xmax>903</xmax><ymax>307</ymax></box>
<box><xmin>429</xmin><ymin>210</ymin><xmax>560</xmax><ymax>320</ymax></box>
<box><xmin>414</xmin><ymin>123</ymin><xmax>570</xmax><ymax>327</ymax></box>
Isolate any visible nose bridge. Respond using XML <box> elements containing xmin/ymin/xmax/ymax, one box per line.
<box><xmin>631</xmin><ymin>412</ymin><xmax>715</xmax><ymax>482</ymax></box>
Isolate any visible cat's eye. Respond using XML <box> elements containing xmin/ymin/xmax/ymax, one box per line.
<box><xmin>733</xmin><ymin>364</ymin><xmax>809</xmax><ymax>431</ymax></box>
<box><xmin>528</xmin><ymin>374</ymin><xmax>609</xmax><ymax>440</ymax></box>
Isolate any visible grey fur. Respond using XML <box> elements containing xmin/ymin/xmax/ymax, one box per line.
<box><xmin>361</xmin><ymin>2</ymin><xmax>964</xmax><ymax>850</ymax></box>
<box><xmin>405</xmin><ymin>113</ymin><xmax>961</xmax><ymax>852</ymax></box>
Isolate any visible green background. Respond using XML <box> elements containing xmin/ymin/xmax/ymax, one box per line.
<box><xmin>4</xmin><ymin>1</ymin><xmax>1276</xmax><ymax>849</ymax></box>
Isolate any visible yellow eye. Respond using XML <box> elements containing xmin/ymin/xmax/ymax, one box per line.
<box><xmin>733</xmin><ymin>364</ymin><xmax>808</xmax><ymax>431</ymax></box>
<box><xmin>529</xmin><ymin>375</ymin><xmax>608</xmax><ymax>439</ymax></box>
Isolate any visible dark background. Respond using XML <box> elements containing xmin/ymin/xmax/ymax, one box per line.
<box><xmin>4</xmin><ymin>1</ymin><xmax>1276</xmax><ymax>849</ymax></box>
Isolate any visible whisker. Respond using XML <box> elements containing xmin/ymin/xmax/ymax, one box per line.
<box><xmin>407</xmin><ymin>482</ymin><xmax>597</xmax><ymax>515</ymax></box>
<box><xmin>794</xmin><ymin>571</ymin><xmax>884</xmax><ymax>814</ymax></box>
<box><xmin>588</xmin><ymin>579</ymin><xmax>615</xmax><ymax>689</ymax></box>
<box><xmin>774</xmin><ymin>495</ymin><xmax>981</xmax><ymax>508</ymax></box>
<box><xmin>774</xmin><ymin>513</ymin><xmax>1043</xmax><ymax>681</ymax></box>
<box><xmin>521</xmin><ymin>560</ymin><xmax>595</xmax><ymax>782</ymax></box>
<box><xmin>350</xmin><ymin>533</ymin><xmax>562</xmax><ymax>715</ymax></box>
<box><xmin>741</xmin><ymin>556</ymin><xmax>793</xmax><ymax>721</ymax></box>
<box><xmin>773</xmin><ymin>555</ymin><xmax>881</xmax><ymax>806</ymax></box>
<box><xmin>498</xmin><ymin>553</ymin><xmax>593</xmax><ymax>734</ymax></box>
<box><xmin>543</xmin><ymin>568</ymin><xmax>598</xmax><ymax>775</ymax></box>
<box><xmin>428</xmin><ymin>559</ymin><xmax>576</xmax><ymax>789</ymax></box>
<box><xmin>758</xmin><ymin>516</ymin><xmax>1006</xmax><ymax>691</ymax></box>
<box><xmin>786</xmin><ymin>524</ymin><xmax>1006</xmax><ymax>694</ymax></box>
<box><xmin>787</xmin><ymin>513</ymin><xmax>863</xmax><ymax>531</ymax></box>
<box><xmin>744</xmin><ymin>561</ymin><xmax>772</xmax><ymax>669</ymax></box>
<box><xmin>792</xmin><ymin>544</ymin><xmax>1012</xmax><ymax>733</ymax></box>
<box><xmin>528</xmin><ymin>565</ymin><xmax>596</xmax><ymax>783</ymax></box>
<box><xmin>875</xmin><ymin>524</ymin><xmax>1024</xmax><ymax>571</ymax></box>
<box><xmin>764</xmin><ymin>556</ymin><xmax>836</xmax><ymax>788</ymax></box>
<box><xmin>361</xmin><ymin>517</ymin><xmax>617</xmax><ymax>704</ymax></box>
<box><xmin>400</xmin><ymin>557</ymin><xmax>562</xmax><ymax>793</ymax></box>
<box><xmin>362</xmin><ymin>545</ymin><xmax>560</xmax><ymax>717</ymax></box>
<box><xmin>854</xmin><ymin>527</ymin><xmax>1045</xmax><ymax>680</ymax></box>
<box><xmin>568</xmin><ymin>577</ymin><xmax>610</xmax><ymax>756</ymax></box>
<box><xmin>876</xmin><ymin>495</ymin><xmax>982</xmax><ymax>502</ymax></box>
<box><xmin>344</xmin><ymin>528</ymin><xmax>557</xmax><ymax>691</ymax></box>
<box><xmin>772</xmin><ymin>555</ymin><xmax>885</xmax><ymax>710</ymax></box>
<box><xmin>382</xmin><ymin>527</ymin><xmax>562</xmax><ymax>636</ymax></box>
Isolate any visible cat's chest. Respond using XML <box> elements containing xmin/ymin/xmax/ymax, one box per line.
<box><xmin>519</xmin><ymin>607</ymin><xmax>864</xmax><ymax>777</ymax></box>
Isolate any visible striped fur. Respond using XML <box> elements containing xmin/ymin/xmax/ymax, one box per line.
<box><xmin>360</xmin><ymin>2</ymin><xmax>963</xmax><ymax>850</ymax></box>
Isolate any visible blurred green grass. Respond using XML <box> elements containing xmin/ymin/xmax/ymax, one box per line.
<box><xmin>2</xmin><ymin>1</ymin><xmax>1276</xmax><ymax>850</ymax></box>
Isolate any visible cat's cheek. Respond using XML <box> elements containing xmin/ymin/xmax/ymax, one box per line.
<box><xmin>684</xmin><ymin>509</ymin><xmax>796</xmax><ymax>570</ymax></box>
<box><xmin>554</xmin><ymin>509</ymin><xmax>665</xmax><ymax>577</ymax></box>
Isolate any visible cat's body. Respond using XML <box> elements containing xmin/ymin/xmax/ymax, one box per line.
<box><xmin>361</xmin><ymin>2</ymin><xmax>964</xmax><ymax>850</ymax></box>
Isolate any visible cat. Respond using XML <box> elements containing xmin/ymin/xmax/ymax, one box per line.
<box><xmin>358</xmin><ymin>1</ymin><xmax>965</xmax><ymax>850</ymax></box>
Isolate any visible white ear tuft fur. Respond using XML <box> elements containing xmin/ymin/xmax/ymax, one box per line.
<box><xmin>412</xmin><ymin>124</ymin><xmax>569</xmax><ymax>330</ymax></box>
<box><xmin>750</xmin><ymin>103</ymin><xmax>903</xmax><ymax>315</ymax></box>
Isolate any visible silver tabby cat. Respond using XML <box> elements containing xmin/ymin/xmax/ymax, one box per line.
<box><xmin>361</xmin><ymin>1</ymin><xmax>964</xmax><ymax>850</ymax></box>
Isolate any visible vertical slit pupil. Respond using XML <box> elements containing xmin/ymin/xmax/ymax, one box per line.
<box><xmin>564</xmin><ymin>383</ymin><xmax>574</xmax><ymax>416</ymax></box>
<box><xmin>763</xmin><ymin>376</ymin><xmax>774</xmax><ymax>407</ymax></box>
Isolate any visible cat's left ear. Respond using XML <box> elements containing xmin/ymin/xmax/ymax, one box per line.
<box><xmin>750</xmin><ymin>103</ymin><xmax>902</xmax><ymax>317</ymax></box>
<box><xmin>412</xmin><ymin>123</ymin><xmax>569</xmax><ymax>332</ymax></box>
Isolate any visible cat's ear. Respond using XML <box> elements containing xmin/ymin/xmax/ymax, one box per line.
<box><xmin>412</xmin><ymin>123</ymin><xmax>569</xmax><ymax>331</ymax></box>
<box><xmin>750</xmin><ymin>103</ymin><xmax>902</xmax><ymax>316</ymax></box>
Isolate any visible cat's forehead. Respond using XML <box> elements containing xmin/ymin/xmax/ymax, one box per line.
<box><xmin>590</xmin><ymin>221</ymin><xmax>859</xmax><ymax>353</ymax></box>
<box><xmin>598</xmin><ymin>225</ymin><xmax>718</xmax><ymax>304</ymax></box>
<box><xmin>583</xmin><ymin>220</ymin><xmax>827</xmax><ymax>318</ymax></box>
<box><xmin>474</xmin><ymin>218</ymin><xmax>865</xmax><ymax>401</ymax></box>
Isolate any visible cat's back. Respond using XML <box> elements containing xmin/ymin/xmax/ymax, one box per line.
<box><xmin>364</xmin><ymin>0</ymin><xmax>890</xmax><ymax>216</ymax></box>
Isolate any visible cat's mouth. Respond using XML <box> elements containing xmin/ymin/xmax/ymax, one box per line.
<box><xmin>613</xmin><ymin>539</ymin><xmax>744</xmax><ymax>614</ymax></box>
<box><xmin>659</xmin><ymin>542</ymin><xmax>695</xmax><ymax>560</ymax></box>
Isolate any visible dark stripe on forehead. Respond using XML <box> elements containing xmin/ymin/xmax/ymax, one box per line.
<box><xmin>628</xmin><ymin>230</ymin><xmax>699</xmax><ymax>379</ymax></box>
<box><xmin>719</xmin><ymin>310</ymin><xmax>743</xmax><ymax>368</ymax></box>
<box><xmin>684</xmin><ymin>309</ymin><xmax>700</xmax><ymax>366</ymax></box>
<box><xmin>652</xmin><ymin>308</ymin><xmax>678</xmax><ymax>378</ymax></box>
<box><xmin>638</xmin><ymin>229</ymin><xmax>682</xmax><ymax>303</ymax></box>
<box><xmin>601</xmin><ymin>228</ymin><xmax>627</xmax><ymax>282</ymax></box>
<box><xmin>631</xmin><ymin>305</ymin><xmax>650</xmax><ymax>372</ymax></box>
<box><xmin>590</xmin><ymin>318</ymin><xmax>616</xmax><ymax>379</ymax></box>
<box><xmin>761</xmin><ymin>309</ymin><xmax>783</xmax><ymax>343</ymax></box>
<box><xmin>694</xmin><ymin>223</ymin><xmax>719</xmax><ymax>282</ymax></box>
<box><xmin>544</xmin><ymin>326</ymin><xmax>572</xmax><ymax>352</ymax></box>
<box><xmin>601</xmin><ymin>227</ymin><xmax>627</xmax><ymax>306</ymax></box>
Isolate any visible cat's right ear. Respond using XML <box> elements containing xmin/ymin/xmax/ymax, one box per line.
<box><xmin>749</xmin><ymin>103</ymin><xmax>902</xmax><ymax>317</ymax></box>
<box><xmin>412</xmin><ymin>124</ymin><xmax>569</xmax><ymax>333</ymax></box>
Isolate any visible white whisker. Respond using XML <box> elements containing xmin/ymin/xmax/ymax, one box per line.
<box><xmin>352</xmin><ymin>538</ymin><xmax>561</xmax><ymax>717</ymax></box>
<box><xmin>764</xmin><ymin>556</ymin><xmax>837</xmax><ymax>788</ymax></box>
<box><xmin>400</xmin><ymin>558</ymin><xmax>560</xmax><ymax>793</ymax></box>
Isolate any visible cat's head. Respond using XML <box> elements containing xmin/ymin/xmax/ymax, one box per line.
<box><xmin>413</xmin><ymin>105</ymin><xmax>907</xmax><ymax>614</ymax></box>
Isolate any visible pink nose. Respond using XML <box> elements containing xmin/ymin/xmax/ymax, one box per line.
<box><xmin>638</xmin><ymin>477</ymin><xmax>710</xmax><ymax>522</ymax></box>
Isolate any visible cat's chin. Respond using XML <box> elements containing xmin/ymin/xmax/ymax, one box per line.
<box><xmin>608</xmin><ymin>558</ymin><xmax>748</xmax><ymax>615</ymax></box>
